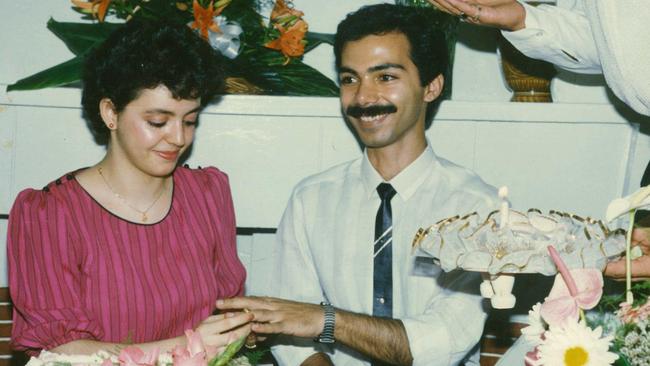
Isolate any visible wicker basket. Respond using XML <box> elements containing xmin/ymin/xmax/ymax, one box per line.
<box><xmin>225</xmin><ymin>77</ymin><xmax>264</xmax><ymax>95</ymax></box>
<box><xmin>499</xmin><ymin>36</ymin><xmax>556</xmax><ymax>103</ymax></box>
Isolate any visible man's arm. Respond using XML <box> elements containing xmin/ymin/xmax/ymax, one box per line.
<box><xmin>218</xmin><ymin>269</ymin><xmax>488</xmax><ymax>366</ymax></box>
<box><xmin>217</xmin><ymin>297</ymin><xmax>413</xmax><ymax>365</ymax></box>
<box><xmin>428</xmin><ymin>0</ymin><xmax>602</xmax><ymax>73</ymax></box>
<box><xmin>336</xmin><ymin>309</ymin><xmax>413</xmax><ymax>365</ymax></box>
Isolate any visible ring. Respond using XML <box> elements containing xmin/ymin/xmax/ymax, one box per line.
<box><xmin>245</xmin><ymin>332</ymin><xmax>257</xmax><ymax>349</ymax></box>
<box><xmin>472</xmin><ymin>5</ymin><xmax>482</xmax><ymax>22</ymax></box>
<box><xmin>458</xmin><ymin>11</ymin><xmax>467</xmax><ymax>21</ymax></box>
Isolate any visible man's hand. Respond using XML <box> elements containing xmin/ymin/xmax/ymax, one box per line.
<box><xmin>216</xmin><ymin>296</ymin><xmax>325</xmax><ymax>338</ymax></box>
<box><xmin>427</xmin><ymin>0</ymin><xmax>526</xmax><ymax>31</ymax></box>
<box><xmin>605</xmin><ymin>228</ymin><xmax>650</xmax><ymax>280</ymax></box>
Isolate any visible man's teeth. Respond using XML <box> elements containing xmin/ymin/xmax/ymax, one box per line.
<box><xmin>360</xmin><ymin>114</ymin><xmax>387</xmax><ymax>122</ymax></box>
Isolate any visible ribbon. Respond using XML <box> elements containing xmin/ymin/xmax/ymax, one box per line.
<box><xmin>207</xmin><ymin>16</ymin><xmax>243</xmax><ymax>59</ymax></box>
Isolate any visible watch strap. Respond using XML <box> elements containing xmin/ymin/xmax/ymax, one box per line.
<box><xmin>314</xmin><ymin>301</ymin><xmax>336</xmax><ymax>344</ymax></box>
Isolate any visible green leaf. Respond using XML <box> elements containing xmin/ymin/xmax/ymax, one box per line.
<box><xmin>303</xmin><ymin>32</ymin><xmax>334</xmax><ymax>53</ymax></box>
<box><xmin>306</xmin><ymin>32</ymin><xmax>334</xmax><ymax>46</ymax></box>
<box><xmin>47</xmin><ymin>18</ymin><xmax>122</xmax><ymax>55</ymax></box>
<box><xmin>234</xmin><ymin>49</ymin><xmax>338</xmax><ymax>96</ymax></box>
<box><xmin>613</xmin><ymin>352</ymin><xmax>632</xmax><ymax>366</ymax></box>
<box><xmin>222</xmin><ymin>0</ymin><xmax>266</xmax><ymax>47</ymax></box>
<box><xmin>243</xmin><ymin>348</ymin><xmax>268</xmax><ymax>365</ymax></box>
<box><xmin>209</xmin><ymin>335</ymin><xmax>247</xmax><ymax>366</ymax></box>
<box><xmin>7</xmin><ymin>56</ymin><xmax>85</xmax><ymax>92</ymax></box>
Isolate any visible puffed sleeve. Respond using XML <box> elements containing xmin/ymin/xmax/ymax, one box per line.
<box><xmin>203</xmin><ymin>167</ymin><xmax>246</xmax><ymax>298</ymax></box>
<box><xmin>8</xmin><ymin>189</ymin><xmax>104</xmax><ymax>354</ymax></box>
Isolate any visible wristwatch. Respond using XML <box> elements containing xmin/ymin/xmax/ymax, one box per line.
<box><xmin>314</xmin><ymin>301</ymin><xmax>336</xmax><ymax>344</ymax></box>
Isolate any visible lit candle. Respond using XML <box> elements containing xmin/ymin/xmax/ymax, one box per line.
<box><xmin>499</xmin><ymin>186</ymin><xmax>509</xmax><ymax>229</ymax></box>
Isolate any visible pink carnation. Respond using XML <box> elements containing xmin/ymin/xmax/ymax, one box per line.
<box><xmin>617</xmin><ymin>299</ymin><xmax>650</xmax><ymax>324</ymax></box>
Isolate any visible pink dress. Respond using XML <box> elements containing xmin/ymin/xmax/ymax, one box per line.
<box><xmin>8</xmin><ymin>166</ymin><xmax>246</xmax><ymax>354</ymax></box>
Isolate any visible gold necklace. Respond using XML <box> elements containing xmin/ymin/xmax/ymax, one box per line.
<box><xmin>97</xmin><ymin>167</ymin><xmax>166</xmax><ymax>223</ymax></box>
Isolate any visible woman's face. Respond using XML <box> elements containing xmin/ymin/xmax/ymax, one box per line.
<box><xmin>104</xmin><ymin>85</ymin><xmax>201</xmax><ymax>177</ymax></box>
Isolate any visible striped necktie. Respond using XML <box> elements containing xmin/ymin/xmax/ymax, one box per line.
<box><xmin>373</xmin><ymin>183</ymin><xmax>396</xmax><ymax>318</ymax></box>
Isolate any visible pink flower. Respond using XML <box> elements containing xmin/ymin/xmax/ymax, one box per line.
<box><xmin>617</xmin><ymin>299</ymin><xmax>650</xmax><ymax>323</ymax></box>
<box><xmin>540</xmin><ymin>268</ymin><xmax>603</xmax><ymax>326</ymax></box>
<box><xmin>172</xmin><ymin>330</ymin><xmax>217</xmax><ymax>366</ymax></box>
<box><xmin>539</xmin><ymin>246</ymin><xmax>604</xmax><ymax>326</ymax></box>
<box><xmin>118</xmin><ymin>346</ymin><xmax>160</xmax><ymax>366</ymax></box>
<box><xmin>524</xmin><ymin>346</ymin><xmax>540</xmax><ymax>366</ymax></box>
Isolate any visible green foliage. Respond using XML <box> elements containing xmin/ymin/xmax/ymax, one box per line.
<box><xmin>8</xmin><ymin>0</ymin><xmax>338</xmax><ymax>96</ymax></box>
<box><xmin>210</xmin><ymin>335</ymin><xmax>246</xmax><ymax>366</ymax></box>
<box><xmin>243</xmin><ymin>348</ymin><xmax>268</xmax><ymax>365</ymax></box>
<box><xmin>599</xmin><ymin>281</ymin><xmax>650</xmax><ymax>312</ymax></box>
<box><xmin>7</xmin><ymin>56</ymin><xmax>84</xmax><ymax>91</ymax></box>
<box><xmin>614</xmin><ymin>352</ymin><xmax>632</xmax><ymax>366</ymax></box>
<box><xmin>47</xmin><ymin>18</ymin><xmax>121</xmax><ymax>55</ymax></box>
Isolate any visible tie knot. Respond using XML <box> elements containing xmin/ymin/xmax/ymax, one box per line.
<box><xmin>376</xmin><ymin>183</ymin><xmax>396</xmax><ymax>201</ymax></box>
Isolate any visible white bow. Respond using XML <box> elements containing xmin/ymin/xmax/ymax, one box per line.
<box><xmin>207</xmin><ymin>16</ymin><xmax>243</xmax><ymax>59</ymax></box>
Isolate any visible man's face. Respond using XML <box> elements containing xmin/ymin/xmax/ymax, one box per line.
<box><xmin>338</xmin><ymin>32</ymin><xmax>442</xmax><ymax>151</ymax></box>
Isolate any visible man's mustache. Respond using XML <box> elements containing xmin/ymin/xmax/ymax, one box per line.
<box><xmin>346</xmin><ymin>104</ymin><xmax>397</xmax><ymax>118</ymax></box>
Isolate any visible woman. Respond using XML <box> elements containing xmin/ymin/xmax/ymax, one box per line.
<box><xmin>7</xmin><ymin>20</ymin><xmax>251</xmax><ymax>356</ymax></box>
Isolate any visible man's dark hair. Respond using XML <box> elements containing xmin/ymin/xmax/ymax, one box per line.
<box><xmin>81</xmin><ymin>20</ymin><xmax>225</xmax><ymax>145</ymax></box>
<box><xmin>334</xmin><ymin>4</ymin><xmax>449</xmax><ymax>125</ymax></box>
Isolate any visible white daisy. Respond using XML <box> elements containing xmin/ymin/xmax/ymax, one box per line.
<box><xmin>536</xmin><ymin>320</ymin><xmax>618</xmax><ymax>366</ymax></box>
<box><xmin>522</xmin><ymin>302</ymin><xmax>547</xmax><ymax>345</ymax></box>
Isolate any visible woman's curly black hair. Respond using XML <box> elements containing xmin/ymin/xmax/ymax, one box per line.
<box><xmin>81</xmin><ymin>20</ymin><xmax>225</xmax><ymax>145</ymax></box>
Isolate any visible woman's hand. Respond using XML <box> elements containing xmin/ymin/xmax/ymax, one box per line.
<box><xmin>195</xmin><ymin>311</ymin><xmax>253</xmax><ymax>354</ymax></box>
<box><xmin>427</xmin><ymin>0</ymin><xmax>526</xmax><ymax>31</ymax></box>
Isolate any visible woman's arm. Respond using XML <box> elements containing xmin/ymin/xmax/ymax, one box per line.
<box><xmin>50</xmin><ymin>312</ymin><xmax>253</xmax><ymax>355</ymax></box>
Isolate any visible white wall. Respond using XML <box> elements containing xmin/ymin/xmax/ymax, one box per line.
<box><xmin>1</xmin><ymin>1</ymin><xmax>650</xmax><ymax>290</ymax></box>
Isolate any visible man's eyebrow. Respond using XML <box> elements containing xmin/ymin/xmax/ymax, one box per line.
<box><xmin>338</xmin><ymin>63</ymin><xmax>405</xmax><ymax>76</ymax></box>
<box><xmin>368</xmin><ymin>63</ymin><xmax>405</xmax><ymax>73</ymax></box>
<box><xmin>338</xmin><ymin>66</ymin><xmax>358</xmax><ymax>76</ymax></box>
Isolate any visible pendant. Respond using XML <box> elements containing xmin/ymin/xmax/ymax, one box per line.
<box><xmin>142</xmin><ymin>213</ymin><xmax>148</xmax><ymax>222</ymax></box>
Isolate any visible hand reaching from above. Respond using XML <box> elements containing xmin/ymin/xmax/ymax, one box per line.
<box><xmin>427</xmin><ymin>0</ymin><xmax>526</xmax><ymax>31</ymax></box>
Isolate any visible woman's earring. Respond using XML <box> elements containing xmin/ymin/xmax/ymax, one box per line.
<box><xmin>108</xmin><ymin>123</ymin><xmax>115</xmax><ymax>129</ymax></box>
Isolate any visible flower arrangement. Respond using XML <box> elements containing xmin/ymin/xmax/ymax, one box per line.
<box><xmin>8</xmin><ymin>0</ymin><xmax>338</xmax><ymax>96</ymax></box>
<box><xmin>26</xmin><ymin>330</ymin><xmax>267</xmax><ymax>366</ymax></box>
<box><xmin>521</xmin><ymin>185</ymin><xmax>650</xmax><ymax>366</ymax></box>
<box><xmin>522</xmin><ymin>246</ymin><xmax>619</xmax><ymax>366</ymax></box>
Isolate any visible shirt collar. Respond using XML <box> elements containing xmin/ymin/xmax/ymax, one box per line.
<box><xmin>360</xmin><ymin>141</ymin><xmax>437</xmax><ymax>200</ymax></box>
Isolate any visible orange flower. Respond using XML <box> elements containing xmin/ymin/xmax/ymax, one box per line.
<box><xmin>269</xmin><ymin>0</ymin><xmax>303</xmax><ymax>22</ymax></box>
<box><xmin>190</xmin><ymin>0</ymin><xmax>230</xmax><ymax>39</ymax></box>
<box><xmin>265</xmin><ymin>19</ymin><xmax>308</xmax><ymax>58</ymax></box>
<box><xmin>71</xmin><ymin>0</ymin><xmax>112</xmax><ymax>22</ymax></box>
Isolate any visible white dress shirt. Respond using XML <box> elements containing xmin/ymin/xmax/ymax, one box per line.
<box><xmin>271</xmin><ymin>144</ymin><xmax>499</xmax><ymax>366</ymax></box>
<box><xmin>502</xmin><ymin>1</ymin><xmax>650</xmax><ymax>116</ymax></box>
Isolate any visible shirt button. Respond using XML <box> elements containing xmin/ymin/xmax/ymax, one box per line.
<box><xmin>378</xmin><ymin>297</ymin><xmax>385</xmax><ymax>304</ymax></box>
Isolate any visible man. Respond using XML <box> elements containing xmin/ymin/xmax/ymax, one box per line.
<box><xmin>426</xmin><ymin>0</ymin><xmax>650</xmax><ymax>280</ymax></box>
<box><xmin>218</xmin><ymin>4</ymin><xmax>499</xmax><ymax>365</ymax></box>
